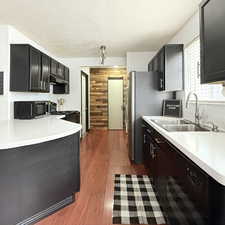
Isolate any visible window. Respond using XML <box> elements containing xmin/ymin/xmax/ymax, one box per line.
<box><xmin>185</xmin><ymin>38</ymin><xmax>225</xmax><ymax>102</ymax></box>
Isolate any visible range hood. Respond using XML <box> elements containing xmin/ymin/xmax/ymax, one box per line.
<box><xmin>50</xmin><ymin>74</ymin><xmax>68</xmax><ymax>85</ymax></box>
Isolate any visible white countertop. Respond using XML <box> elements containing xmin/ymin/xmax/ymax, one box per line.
<box><xmin>0</xmin><ymin>115</ymin><xmax>82</xmax><ymax>150</ymax></box>
<box><xmin>143</xmin><ymin>116</ymin><xmax>225</xmax><ymax>186</ymax></box>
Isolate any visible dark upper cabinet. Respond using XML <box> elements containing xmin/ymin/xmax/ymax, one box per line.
<box><xmin>29</xmin><ymin>47</ymin><xmax>42</xmax><ymax>91</ymax></box>
<box><xmin>64</xmin><ymin>67</ymin><xmax>70</xmax><ymax>94</ymax></box>
<box><xmin>53</xmin><ymin>66</ymin><xmax>70</xmax><ymax>94</ymax></box>
<box><xmin>57</xmin><ymin>63</ymin><xmax>65</xmax><ymax>79</ymax></box>
<box><xmin>50</xmin><ymin>58</ymin><xmax>58</xmax><ymax>76</ymax></box>
<box><xmin>200</xmin><ymin>0</ymin><xmax>225</xmax><ymax>83</ymax></box>
<box><xmin>148</xmin><ymin>44</ymin><xmax>184</xmax><ymax>91</ymax></box>
<box><xmin>10</xmin><ymin>44</ymin><xmax>70</xmax><ymax>93</ymax></box>
<box><xmin>41</xmin><ymin>54</ymin><xmax>50</xmax><ymax>92</ymax></box>
<box><xmin>10</xmin><ymin>44</ymin><xmax>45</xmax><ymax>92</ymax></box>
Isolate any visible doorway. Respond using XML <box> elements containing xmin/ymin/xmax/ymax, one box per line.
<box><xmin>108</xmin><ymin>78</ymin><xmax>124</xmax><ymax>130</ymax></box>
<box><xmin>81</xmin><ymin>71</ymin><xmax>89</xmax><ymax>136</ymax></box>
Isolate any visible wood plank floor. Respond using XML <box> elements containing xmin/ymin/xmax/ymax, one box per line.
<box><xmin>35</xmin><ymin>130</ymin><xmax>161</xmax><ymax>225</ymax></box>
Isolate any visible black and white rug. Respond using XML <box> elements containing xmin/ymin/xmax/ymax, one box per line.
<box><xmin>112</xmin><ymin>174</ymin><xmax>165</xmax><ymax>224</ymax></box>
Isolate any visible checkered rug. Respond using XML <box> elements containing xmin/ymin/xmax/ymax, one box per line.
<box><xmin>112</xmin><ymin>174</ymin><xmax>166</xmax><ymax>224</ymax></box>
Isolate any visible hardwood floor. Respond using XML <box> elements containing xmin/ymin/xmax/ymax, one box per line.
<box><xmin>35</xmin><ymin>130</ymin><xmax>151</xmax><ymax>225</ymax></box>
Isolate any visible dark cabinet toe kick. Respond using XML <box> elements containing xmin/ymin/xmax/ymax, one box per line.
<box><xmin>17</xmin><ymin>195</ymin><xmax>75</xmax><ymax>225</ymax></box>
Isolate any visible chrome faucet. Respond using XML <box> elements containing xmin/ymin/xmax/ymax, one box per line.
<box><xmin>186</xmin><ymin>92</ymin><xmax>200</xmax><ymax>125</ymax></box>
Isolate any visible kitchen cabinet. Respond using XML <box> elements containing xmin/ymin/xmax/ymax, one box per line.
<box><xmin>64</xmin><ymin>67</ymin><xmax>70</xmax><ymax>94</ymax></box>
<box><xmin>142</xmin><ymin>123</ymin><xmax>155</xmax><ymax>174</ymax></box>
<box><xmin>0</xmin><ymin>133</ymin><xmax>80</xmax><ymax>225</ymax></box>
<box><xmin>200</xmin><ymin>0</ymin><xmax>225</xmax><ymax>84</ymax></box>
<box><xmin>57</xmin><ymin>63</ymin><xmax>65</xmax><ymax>79</ymax></box>
<box><xmin>10</xmin><ymin>44</ymin><xmax>51</xmax><ymax>93</ymax></box>
<box><xmin>148</xmin><ymin>44</ymin><xmax>184</xmax><ymax>91</ymax></box>
<box><xmin>142</xmin><ymin>119</ymin><xmax>225</xmax><ymax>225</ymax></box>
<box><xmin>53</xmin><ymin>66</ymin><xmax>70</xmax><ymax>94</ymax></box>
<box><xmin>50</xmin><ymin>58</ymin><xmax>58</xmax><ymax>76</ymax></box>
<box><xmin>10</xmin><ymin>44</ymin><xmax>70</xmax><ymax>93</ymax></box>
<box><xmin>10</xmin><ymin>44</ymin><xmax>44</xmax><ymax>92</ymax></box>
<box><xmin>29</xmin><ymin>47</ymin><xmax>42</xmax><ymax>91</ymax></box>
<box><xmin>41</xmin><ymin>53</ymin><xmax>50</xmax><ymax>92</ymax></box>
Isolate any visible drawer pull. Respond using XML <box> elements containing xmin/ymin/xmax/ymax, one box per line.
<box><xmin>186</xmin><ymin>167</ymin><xmax>202</xmax><ymax>186</ymax></box>
<box><xmin>154</xmin><ymin>138</ymin><xmax>164</xmax><ymax>144</ymax></box>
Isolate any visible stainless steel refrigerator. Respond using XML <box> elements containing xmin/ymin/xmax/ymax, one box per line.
<box><xmin>128</xmin><ymin>71</ymin><xmax>172</xmax><ymax>164</ymax></box>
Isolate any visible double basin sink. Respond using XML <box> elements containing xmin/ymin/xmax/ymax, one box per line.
<box><xmin>151</xmin><ymin>119</ymin><xmax>209</xmax><ymax>132</ymax></box>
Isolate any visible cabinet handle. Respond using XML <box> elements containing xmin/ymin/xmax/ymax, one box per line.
<box><xmin>144</xmin><ymin>134</ymin><xmax>146</xmax><ymax>144</ymax></box>
<box><xmin>154</xmin><ymin>137</ymin><xmax>164</xmax><ymax>144</ymax></box>
<box><xmin>160</xmin><ymin>79</ymin><xmax>163</xmax><ymax>89</ymax></box>
<box><xmin>150</xmin><ymin>144</ymin><xmax>156</xmax><ymax>159</ymax></box>
<box><xmin>186</xmin><ymin>167</ymin><xmax>202</xmax><ymax>186</ymax></box>
<box><xmin>197</xmin><ymin>61</ymin><xmax>200</xmax><ymax>78</ymax></box>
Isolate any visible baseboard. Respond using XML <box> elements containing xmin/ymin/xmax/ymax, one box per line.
<box><xmin>17</xmin><ymin>195</ymin><xmax>75</xmax><ymax>225</ymax></box>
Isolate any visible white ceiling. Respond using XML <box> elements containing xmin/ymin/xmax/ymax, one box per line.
<box><xmin>0</xmin><ymin>0</ymin><xmax>201</xmax><ymax>57</ymax></box>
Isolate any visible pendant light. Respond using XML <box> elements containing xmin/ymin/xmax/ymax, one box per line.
<box><xmin>100</xmin><ymin>45</ymin><xmax>106</xmax><ymax>65</ymax></box>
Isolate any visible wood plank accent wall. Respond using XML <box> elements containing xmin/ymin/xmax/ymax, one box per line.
<box><xmin>90</xmin><ymin>68</ymin><xmax>127</xmax><ymax>129</ymax></box>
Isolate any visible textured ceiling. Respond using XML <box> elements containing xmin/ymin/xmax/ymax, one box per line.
<box><xmin>0</xmin><ymin>0</ymin><xmax>201</xmax><ymax>57</ymax></box>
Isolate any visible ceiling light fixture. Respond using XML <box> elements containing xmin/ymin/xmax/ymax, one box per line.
<box><xmin>100</xmin><ymin>45</ymin><xmax>106</xmax><ymax>65</ymax></box>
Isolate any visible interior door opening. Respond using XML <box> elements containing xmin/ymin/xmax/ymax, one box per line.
<box><xmin>108</xmin><ymin>77</ymin><xmax>124</xmax><ymax>130</ymax></box>
<box><xmin>81</xmin><ymin>71</ymin><xmax>89</xmax><ymax>137</ymax></box>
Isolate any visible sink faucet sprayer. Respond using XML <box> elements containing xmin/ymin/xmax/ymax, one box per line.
<box><xmin>186</xmin><ymin>92</ymin><xmax>200</xmax><ymax>125</ymax></box>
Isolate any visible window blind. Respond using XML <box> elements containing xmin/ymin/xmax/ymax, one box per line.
<box><xmin>185</xmin><ymin>38</ymin><xmax>225</xmax><ymax>101</ymax></box>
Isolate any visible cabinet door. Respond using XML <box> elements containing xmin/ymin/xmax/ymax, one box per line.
<box><xmin>41</xmin><ymin>54</ymin><xmax>50</xmax><ymax>92</ymax></box>
<box><xmin>148</xmin><ymin>61</ymin><xmax>153</xmax><ymax>71</ymax></box>
<box><xmin>143</xmin><ymin>127</ymin><xmax>151</xmax><ymax>171</ymax></box>
<box><xmin>157</xmin><ymin>49</ymin><xmax>165</xmax><ymax>90</ymax></box>
<box><xmin>57</xmin><ymin>63</ymin><xmax>65</xmax><ymax>79</ymax></box>
<box><xmin>200</xmin><ymin>0</ymin><xmax>225</xmax><ymax>83</ymax></box>
<box><xmin>152</xmin><ymin>57</ymin><xmax>158</xmax><ymax>72</ymax></box>
<box><xmin>64</xmin><ymin>67</ymin><xmax>70</xmax><ymax>94</ymax></box>
<box><xmin>171</xmin><ymin>150</ymin><xmax>208</xmax><ymax>225</ymax></box>
<box><xmin>29</xmin><ymin>47</ymin><xmax>41</xmax><ymax>91</ymax></box>
<box><xmin>50</xmin><ymin>59</ymin><xmax>58</xmax><ymax>76</ymax></box>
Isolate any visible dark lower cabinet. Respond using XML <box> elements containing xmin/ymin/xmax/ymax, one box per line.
<box><xmin>0</xmin><ymin>133</ymin><xmax>80</xmax><ymax>225</ymax></box>
<box><xmin>62</xmin><ymin>112</ymin><xmax>80</xmax><ymax>124</ymax></box>
<box><xmin>142</xmin><ymin>120</ymin><xmax>225</xmax><ymax>225</ymax></box>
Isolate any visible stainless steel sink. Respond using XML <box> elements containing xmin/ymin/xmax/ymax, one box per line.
<box><xmin>151</xmin><ymin>119</ymin><xmax>189</xmax><ymax>125</ymax></box>
<box><xmin>161</xmin><ymin>124</ymin><xmax>209</xmax><ymax>132</ymax></box>
<box><xmin>151</xmin><ymin>119</ymin><xmax>210</xmax><ymax>132</ymax></box>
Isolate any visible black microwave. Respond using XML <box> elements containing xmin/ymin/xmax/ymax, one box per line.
<box><xmin>14</xmin><ymin>101</ymin><xmax>47</xmax><ymax>119</ymax></box>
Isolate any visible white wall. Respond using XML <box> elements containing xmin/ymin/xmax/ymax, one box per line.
<box><xmin>0</xmin><ymin>25</ymin><xmax>10</xmax><ymax>120</ymax></box>
<box><xmin>168</xmin><ymin>12</ymin><xmax>225</xmax><ymax>129</ymax></box>
<box><xmin>126</xmin><ymin>52</ymin><xmax>156</xmax><ymax>73</ymax></box>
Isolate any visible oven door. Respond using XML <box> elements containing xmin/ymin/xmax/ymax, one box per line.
<box><xmin>35</xmin><ymin>102</ymin><xmax>46</xmax><ymax>117</ymax></box>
